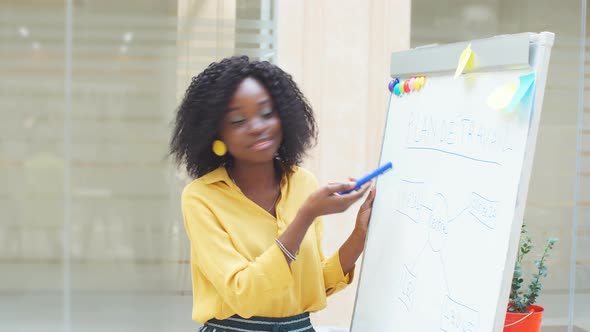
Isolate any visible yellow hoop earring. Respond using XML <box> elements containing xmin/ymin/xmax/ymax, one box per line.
<box><xmin>212</xmin><ymin>140</ymin><xmax>227</xmax><ymax>156</ymax></box>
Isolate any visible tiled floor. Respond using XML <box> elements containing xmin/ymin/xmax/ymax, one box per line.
<box><xmin>1</xmin><ymin>291</ymin><xmax>588</xmax><ymax>331</ymax></box>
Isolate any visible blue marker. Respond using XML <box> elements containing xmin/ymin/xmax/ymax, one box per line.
<box><xmin>338</xmin><ymin>161</ymin><xmax>393</xmax><ymax>195</ymax></box>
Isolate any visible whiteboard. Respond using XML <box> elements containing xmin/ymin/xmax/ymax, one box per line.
<box><xmin>351</xmin><ymin>33</ymin><xmax>554</xmax><ymax>332</ymax></box>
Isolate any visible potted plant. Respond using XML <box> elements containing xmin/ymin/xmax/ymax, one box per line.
<box><xmin>504</xmin><ymin>222</ymin><xmax>558</xmax><ymax>332</ymax></box>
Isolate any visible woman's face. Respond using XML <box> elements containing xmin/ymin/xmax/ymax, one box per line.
<box><xmin>220</xmin><ymin>77</ymin><xmax>283</xmax><ymax>165</ymax></box>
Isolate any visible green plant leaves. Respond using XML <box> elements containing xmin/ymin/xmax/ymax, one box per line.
<box><xmin>509</xmin><ymin>222</ymin><xmax>559</xmax><ymax>313</ymax></box>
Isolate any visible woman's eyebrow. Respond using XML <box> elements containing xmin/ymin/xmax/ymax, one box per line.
<box><xmin>227</xmin><ymin>99</ymin><xmax>270</xmax><ymax>112</ymax></box>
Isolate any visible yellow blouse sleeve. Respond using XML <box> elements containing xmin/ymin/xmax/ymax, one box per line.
<box><xmin>314</xmin><ymin>217</ymin><xmax>355</xmax><ymax>296</ymax></box>
<box><xmin>182</xmin><ymin>189</ymin><xmax>294</xmax><ymax>318</ymax></box>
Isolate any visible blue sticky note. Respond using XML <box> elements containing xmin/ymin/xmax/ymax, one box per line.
<box><xmin>505</xmin><ymin>73</ymin><xmax>535</xmax><ymax>113</ymax></box>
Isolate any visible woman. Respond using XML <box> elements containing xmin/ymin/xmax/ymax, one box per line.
<box><xmin>170</xmin><ymin>56</ymin><xmax>375</xmax><ymax>332</ymax></box>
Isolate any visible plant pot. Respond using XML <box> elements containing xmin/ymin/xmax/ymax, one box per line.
<box><xmin>503</xmin><ymin>304</ymin><xmax>544</xmax><ymax>332</ymax></box>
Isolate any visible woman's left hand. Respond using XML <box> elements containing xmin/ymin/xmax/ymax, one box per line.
<box><xmin>353</xmin><ymin>183</ymin><xmax>376</xmax><ymax>238</ymax></box>
<box><xmin>338</xmin><ymin>182</ymin><xmax>377</xmax><ymax>275</ymax></box>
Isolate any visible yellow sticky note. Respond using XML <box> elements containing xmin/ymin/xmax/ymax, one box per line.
<box><xmin>454</xmin><ymin>44</ymin><xmax>475</xmax><ymax>79</ymax></box>
<box><xmin>487</xmin><ymin>80</ymin><xmax>519</xmax><ymax>110</ymax></box>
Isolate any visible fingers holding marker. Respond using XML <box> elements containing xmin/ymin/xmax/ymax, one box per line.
<box><xmin>325</xmin><ymin>181</ymin><xmax>356</xmax><ymax>195</ymax></box>
<box><xmin>338</xmin><ymin>162</ymin><xmax>393</xmax><ymax>195</ymax></box>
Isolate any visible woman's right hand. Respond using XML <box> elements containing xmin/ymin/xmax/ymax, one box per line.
<box><xmin>300</xmin><ymin>182</ymin><xmax>372</xmax><ymax>220</ymax></box>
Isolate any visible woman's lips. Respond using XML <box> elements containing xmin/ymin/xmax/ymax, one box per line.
<box><xmin>250</xmin><ymin>139</ymin><xmax>273</xmax><ymax>151</ymax></box>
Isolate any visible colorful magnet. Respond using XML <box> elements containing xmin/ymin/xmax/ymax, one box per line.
<box><xmin>413</xmin><ymin>78</ymin><xmax>421</xmax><ymax>91</ymax></box>
<box><xmin>403</xmin><ymin>80</ymin><xmax>411</xmax><ymax>93</ymax></box>
<box><xmin>388</xmin><ymin>78</ymin><xmax>399</xmax><ymax>92</ymax></box>
<box><xmin>393</xmin><ymin>83</ymin><xmax>401</xmax><ymax>96</ymax></box>
<box><xmin>409</xmin><ymin>78</ymin><xmax>415</xmax><ymax>91</ymax></box>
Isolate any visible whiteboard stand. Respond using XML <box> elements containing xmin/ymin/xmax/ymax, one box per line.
<box><xmin>350</xmin><ymin>32</ymin><xmax>554</xmax><ymax>332</ymax></box>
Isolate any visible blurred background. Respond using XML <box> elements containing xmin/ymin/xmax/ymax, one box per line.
<box><xmin>0</xmin><ymin>0</ymin><xmax>587</xmax><ymax>331</ymax></box>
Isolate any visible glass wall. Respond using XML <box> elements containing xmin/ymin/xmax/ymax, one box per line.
<box><xmin>0</xmin><ymin>1</ymin><xmax>275</xmax><ymax>331</ymax></box>
<box><xmin>1</xmin><ymin>2</ymin><xmax>67</xmax><ymax>331</ymax></box>
<box><xmin>411</xmin><ymin>0</ymin><xmax>588</xmax><ymax>330</ymax></box>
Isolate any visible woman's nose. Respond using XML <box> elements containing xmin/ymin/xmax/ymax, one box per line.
<box><xmin>247</xmin><ymin>117</ymin><xmax>266</xmax><ymax>133</ymax></box>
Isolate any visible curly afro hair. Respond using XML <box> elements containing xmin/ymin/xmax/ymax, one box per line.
<box><xmin>170</xmin><ymin>56</ymin><xmax>317</xmax><ymax>178</ymax></box>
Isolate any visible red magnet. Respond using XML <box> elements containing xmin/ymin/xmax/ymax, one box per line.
<box><xmin>403</xmin><ymin>80</ymin><xmax>411</xmax><ymax>93</ymax></box>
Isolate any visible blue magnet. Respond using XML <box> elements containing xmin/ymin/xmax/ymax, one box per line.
<box><xmin>388</xmin><ymin>78</ymin><xmax>399</xmax><ymax>93</ymax></box>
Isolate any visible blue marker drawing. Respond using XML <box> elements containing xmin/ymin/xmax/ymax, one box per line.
<box><xmin>396</xmin><ymin>209</ymin><xmax>420</xmax><ymax>224</ymax></box>
<box><xmin>338</xmin><ymin>161</ymin><xmax>393</xmax><ymax>195</ymax></box>
<box><xmin>406</xmin><ymin>146</ymin><xmax>501</xmax><ymax>165</ymax></box>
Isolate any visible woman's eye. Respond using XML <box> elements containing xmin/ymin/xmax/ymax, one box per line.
<box><xmin>228</xmin><ymin>115</ymin><xmax>246</xmax><ymax>125</ymax></box>
<box><xmin>260</xmin><ymin>107</ymin><xmax>274</xmax><ymax>117</ymax></box>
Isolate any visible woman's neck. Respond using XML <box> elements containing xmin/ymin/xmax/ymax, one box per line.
<box><xmin>229</xmin><ymin>161</ymin><xmax>279</xmax><ymax>193</ymax></box>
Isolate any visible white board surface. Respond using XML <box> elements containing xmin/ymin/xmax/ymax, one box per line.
<box><xmin>351</xmin><ymin>33</ymin><xmax>554</xmax><ymax>332</ymax></box>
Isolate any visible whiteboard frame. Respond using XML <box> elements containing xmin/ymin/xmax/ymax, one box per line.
<box><xmin>351</xmin><ymin>32</ymin><xmax>555</xmax><ymax>332</ymax></box>
<box><xmin>390</xmin><ymin>32</ymin><xmax>533</xmax><ymax>77</ymax></box>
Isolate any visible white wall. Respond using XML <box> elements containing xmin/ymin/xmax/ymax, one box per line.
<box><xmin>276</xmin><ymin>0</ymin><xmax>411</xmax><ymax>328</ymax></box>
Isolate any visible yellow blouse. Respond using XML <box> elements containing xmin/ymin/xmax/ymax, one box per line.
<box><xmin>181</xmin><ymin>166</ymin><xmax>353</xmax><ymax>323</ymax></box>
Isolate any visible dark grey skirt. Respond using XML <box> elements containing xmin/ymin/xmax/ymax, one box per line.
<box><xmin>199</xmin><ymin>312</ymin><xmax>315</xmax><ymax>332</ymax></box>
